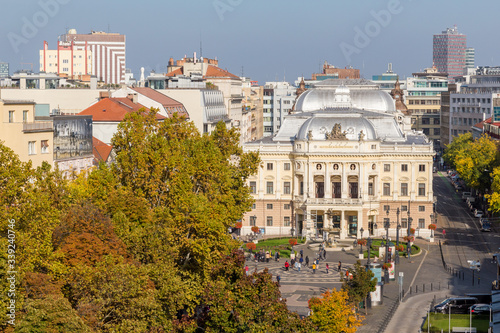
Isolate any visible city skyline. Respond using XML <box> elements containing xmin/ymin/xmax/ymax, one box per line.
<box><xmin>1</xmin><ymin>0</ymin><xmax>500</xmax><ymax>83</ymax></box>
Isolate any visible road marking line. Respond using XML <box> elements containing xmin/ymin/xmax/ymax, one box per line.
<box><xmin>404</xmin><ymin>249</ymin><xmax>429</xmax><ymax>301</ymax></box>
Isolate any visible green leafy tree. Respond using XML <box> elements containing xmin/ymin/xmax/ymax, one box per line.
<box><xmin>454</xmin><ymin>134</ymin><xmax>499</xmax><ymax>191</ymax></box>
<box><xmin>342</xmin><ymin>260</ymin><xmax>377</xmax><ymax>314</ymax></box>
<box><xmin>308</xmin><ymin>288</ymin><xmax>363</xmax><ymax>333</ymax></box>
<box><xmin>187</xmin><ymin>249</ymin><xmax>312</xmax><ymax>333</ymax></box>
<box><xmin>111</xmin><ymin>110</ymin><xmax>259</xmax><ymax>278</ymax></box>
<box><xmin>487</xmin><ymin>166</ymin><xmax>500</xmax><ymax>213</ymax></box>
<box><xmin>65</xmin><ymin>255</ymin><xmax>166</xmax><ymax>332</ymax></box>
<box><xmin>443</xmin><ymin>133</ymin><xmax>473</xmax><ymax>169</ymax></box>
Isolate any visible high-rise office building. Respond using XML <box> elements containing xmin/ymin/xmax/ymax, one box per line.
<box><xmin>465</xmin><ymin>47</ymin><xmax>475</xmax><ymax>69</ymax></box>
<box><xmin>0</xmin><ymin>62</ymin><xmax>9</xmax><ymax>78</ymax></box>
<box><xmin>433</xmin><ymin>26</ymin><xmax>467</xmax><ymax>79</ymax></box>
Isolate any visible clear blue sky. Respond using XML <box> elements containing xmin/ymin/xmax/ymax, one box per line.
<box><xmin>1</xmin><ymin>0</ymin><xmax>499</xmax><ymax>84</ymax></box>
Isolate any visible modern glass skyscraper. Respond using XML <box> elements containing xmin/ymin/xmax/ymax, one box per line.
<box><xmin>433</xmin><ymin>26</ymin><xmax>467</xmax><ymax>79</ymax></box>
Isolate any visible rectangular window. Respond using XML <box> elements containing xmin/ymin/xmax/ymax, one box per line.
<box><xmin>266</xmin><ymin>182</ymin><xmax>274</xmax><ymax>194</ymax></box>
<box><xmin>300</xmin><ymin>181</ymin><xmax>304</xmax><ymax>195</ymax></box>
<box><xmin>23</xmin><ymin>110</ymin><xmax>28</xmax><ymax>123</ymax></box>
<box><xmin>419</xmin><ymin>205</ymin><xmax>425</xmax><ymax>212</ymax></box>
<box><xmin>284</xmin><ymin>204</ymin><xmax>290</xmax><ymax>210</ymax></box>
<box><xmin>252</xmin><ymin>203</ymin><xmax>256</xmax><ymax>209</ymax></box>
<box><xmin>41</xmin><ymin>140</ymin><xmax>49</xmax><ymax>154</ymax></box>
<box><xmin>401</xmin><ymin>205</ymin><xmax>408</xmax><ymax>212</ymax></box>
<box><xmin>284</xmin><ymin>216</ymin><xmax>290</xmax><ymax>226</ymax></box>
<box><xmin>266</xmin><ymin>216</ymin><xmax>273</xmax><ymax>226</ymax></box>
<box><xmin>28</xmin><ymin>141</ymin><xmax>36</xmax><ymax>155</ymax></box>
<box><xmin>368</xmin><ymin>182</ymin><xmax>374</xmax><ymax>196</ymax></box>
<box><xmin>267</xmin><ymin>163</ymin><xmax>273</xmax><ymax>170</ymax></box>
<box><xmin>401</xmin><ymin>218</ymin><xmax>408</xmax><ymax>229</ymax></box>
<box><xmin>283</xmin><ymin>181</ymin><xmax>291</xmax><ymax>194</ymax></box>
<box><xmin>383</xmin><ymin>218</ymin><xmax>390</xmax><ymax>227</ymax></box>
<box><xmin>384</xmin><ymin>164</ymin><xmax>391</xmax><ymax>172</ymax></box>
<box><xmin>401</xmin><ymin>183</ymin><xmax>408</xmax><ymax>196</ymax></box>
<box><xmin>8</xmin><ymin>111</ymin><xmax>14</xmax><ymax>123</ymax></box>
<box><xmin>418</xmin><ymin>183</ymin><xmax>426</xmax><ymax>196</ymax></box>
<box><xmin>419</xmin><ymin>164</ymin><xmax>426</xmax><ymax>172</ymax></box>
<box><xmin>383</xmin><ymin>205</ymin><xmax>390</xmax><ymax>212</ymax></box>
<box><xmin>401</xmin><ymin>164</ymin><xmax>408</xmax><ymax>172</ymax></box>
<box><xmin>250</xmin><ymin>215</ymin><xmax>256</xmax><ymax>226</ymax></box>
<box><xmin>267</xmin><ymin>204</ymin><xmax>273</xmax><ymax>209</ymax></box>
<box><xmin>418</xmin><ymin>218</ymin><xmax>425</xmax><ymax>229</ymax></box>
<box><xmin>383</xmin><ymin>183</ymin><xmax>391</xmax><ymax>196</ymax></box>
<box><xmin>284</xmin><ymin>163</ymin><xmax>291</xmax><ymax>170</ymax></box>
<box><xmin>250</xmin><ymin>181</ymin><xmax>256</xmax><ymax>194</ymax></box>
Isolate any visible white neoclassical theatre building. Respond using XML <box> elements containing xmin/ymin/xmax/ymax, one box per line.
<box><xmin>242</xmin><ymin>79</ymin><xmax>435</xmax><ymax>241</ymax></box>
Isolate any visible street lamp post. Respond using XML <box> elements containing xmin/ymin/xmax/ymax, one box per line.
<box><xmin>395</xmin><ymin>208</ymin><xmax>400</xmax><ymax>264</ymax></box>
<box><xmin>366</xmin><ymin>237</ymin><xmax>372</xmax><ymax>265</ymax></box>
<box><xmin>360</xmin><ymin>227</ymin><xmax>364</xmax><ymax>256</ymax></box>
<box><xmin>407</xmin><ymin>217</ymin><xmax>412</xmax><ymax>259</ymax></box>
<box><xmin>385</xmin><ymin>209</ymin><xmax>390</xmax><ymax>264</ymax></box>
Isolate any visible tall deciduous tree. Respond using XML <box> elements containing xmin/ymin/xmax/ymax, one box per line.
<box><xmin>443</xmin><ymin>133</ymin><xmax>473</xmax><ymax>169</ymax></box>
<box><xmin>454</xmin><ymin>134</ymin><xmax>499</xmax><ymax>191</ymax></box>
<box><xmin>111</xmin><ymin>110</ymin><xmax>259</xmax><ymax>279</ymax></box>
<box><xmin>308</xmin><ymin>288</ymin><xmax>363</xmax><ymax>333</ymax></box>
<box><xmin>342</xmin><ymin>260</ymin><xmax>377</xmax><ymax>314</ymax></box>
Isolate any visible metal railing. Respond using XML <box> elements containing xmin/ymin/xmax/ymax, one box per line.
<box><xmin>22</xmin><ymin>121</ymin><xmax>53</xmax><ymax>132</ymax></box>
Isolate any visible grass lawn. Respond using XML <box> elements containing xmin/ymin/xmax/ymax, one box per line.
<box><xmin>248</xmin><ymin>237</ymin><xmax>306</xmax><ymax>258</ymax></box>
<box><xmin>361</xmin><ymin>239</ymin><xmax>420</xmax><ymax>258</ymax></box>
<box><xmin>422</xmin><ymin>313</ymin><xmax>490</xmax><ymax>332</ymax></box>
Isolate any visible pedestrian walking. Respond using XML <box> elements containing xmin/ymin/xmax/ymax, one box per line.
<box><xmin>284</xmin><ymin>261</ymin><xmax>289</xmax><ymax>271</ymax></box>
<box><xmin>326</xmin><ymin>263</ymin><xmax>329</xmax><ymax>274</ymax></box>
<box><xmin>305</xmin><ymin>256</ymin><xmax>309</xmax><ymax>267</ymax></box>
<box><xmin>299</xmin><ymin>256</ymin><xmax>304</xmax><ymax>265</ymax></box>
<box><xmin>275</xmin><ymin>251</ymin><xmax>278</xmax><ymax>261</ymax></box>
<box><xmin>277</xmin><ymin>274</ymin><xmax>281</xmax><ymax>285</ymax></box>
<box><xmin>312</xmin><ymin>263</ymin><xmax>316</xmax><ymax>274</ymax></box>
<box><xmin>442</xmin><ymin>229</ymin><xmax>446</xmax><ymax>237</ymax></box>
<box><xmin>323</xmin><ymin>249</ymin><xmax>326</xmax><ymax>260</ymax></box>
<box><xmin>338</xmin><ymin>261</ymin><xmax>342</xmax><ymax>272</ymax></box>
<box><xmin>300</xmin><ymin>249</ymin><xmax>304</xmax><ymax>257</ymax></box>
<box><xmin>297</xmin><ymin>262</ymin><xmax>301</xmax><ymax>272</ymax></box>
<box><xmin>245</xmin><ymin>265</ymin><xmax>249</xmax><ymax>276</ymax></box>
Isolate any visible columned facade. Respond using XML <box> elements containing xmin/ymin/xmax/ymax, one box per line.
<box><xmin>243</xmin><ymin>79</ymin><xmax>435</xmax><ymax>241</ymax></box>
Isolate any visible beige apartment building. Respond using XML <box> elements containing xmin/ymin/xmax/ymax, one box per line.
<box><xmin>0</xmin><ymin>99</ymin><xmax>53</xmax><ymax>167</ymax></box>
<box><xmin>243</xmin><ymin>79</ymin><xmax>435</xmax><ymax>241</ymax></box>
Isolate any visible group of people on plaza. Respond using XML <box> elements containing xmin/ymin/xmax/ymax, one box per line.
<box><xmin>252</xmin><ymin>249</ymin><xmax>281</xmax><ymax>263</ymax></box>
<box><xmin>282</xmin><ymin>246</ymin><xmax>343</xmax><ymax>276</ymax></box>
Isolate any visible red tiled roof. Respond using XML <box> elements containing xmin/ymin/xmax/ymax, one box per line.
<box><xmin>204</xmin><ymin>65</ymin><xmax>240</xmax><ymax>79</ymax></box>
<box><xmin>79</xmin><ymin>98</ymin><xmax>166</xmax><ymax>122</ymax></box>
<box><xmin>473</xmin><ymin>120</ymin><xmax>485</xmax><ymax>129</ymax></box>
<box><xmin>130</xmin><ymin>87</ymin><xmax>189</xmax><ymax>118</ymax></box>
<box><xmin>165</xmin><ymin>68</ymin><xmax>183</xmax><ymax>77</ymax></box>
<box><xmin>92</xmin><ymin>137</ymin><xmax>112</xmax><ymax>163</ymax></box>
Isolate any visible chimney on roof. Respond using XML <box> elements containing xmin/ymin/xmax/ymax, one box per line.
<box><xmin>99</xmin><ymin>91</ymin><xmax>109</xmax><ymax>100</ymax></box>
<box><xmin>127</xmin><ymin>93</ymin><xmax>138</xmax><ymax>104</ymax></box>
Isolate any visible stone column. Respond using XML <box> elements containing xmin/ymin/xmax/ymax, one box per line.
<box><xmin>325</xmin><ymin>163</ymin><xmax>332</xmax><ymax>198</ymax></box>
<box><xmin>341</xmin><ymin>163</ymin><xmax>348</xmax><ymax>199</ymax></box>
<box><xmin>340</xmin><ymin>210</ymin><xmax>347</xmax><ymax>239</ymax></box>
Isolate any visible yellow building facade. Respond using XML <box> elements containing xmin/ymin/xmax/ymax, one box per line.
<box><xmin>0</xmin><ymin>100</ymin><xmax>53</xmax><ymax>167</ymax></box>
<box><xmin>243</xmin><ymin>79</ymin><xmax>435</xmax><ymax>241</ymax></box>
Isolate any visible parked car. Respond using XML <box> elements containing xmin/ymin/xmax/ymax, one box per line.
<box><xmin>434</xmin><ymin>297</ymin><xmax>479</xmax><ymax>314</ymax></box>
<box><xmin>481</xmin><ymin>222</ymin><xmax>492</xmax><ymax>232</ymax></box>
<box><xmin>474</xmin><ymin>210</ymin><xmax>484</xmax><ymax>218</ymax></box>
<box><xmin>462</xmin><ymin>192</ymin><xmax>472</xmax><ymax>200</ymax></box>
<box><xmin>470</xmin><ymin>304</ymin><xmax>491</xmax><ymax>315</ymax></box>
<box><xmin>480</xmin><ymin>218</ymin><xmax>489</xmax><ymax>226</ymax></box>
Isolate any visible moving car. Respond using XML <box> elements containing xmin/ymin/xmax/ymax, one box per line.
<box><xmin>470</xmin><ymin>304</ymin><xmax>491</xmax><ymax>315</ymax></box>
<box><xmin>481</xmin><ymin>222</ymin><xmax>492</xmax><ymax>232</ymax></box>
<box><xmin>434</xmin><ymin>297</ymin><xmax>479</xmax><ymax>314</ymax></box>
